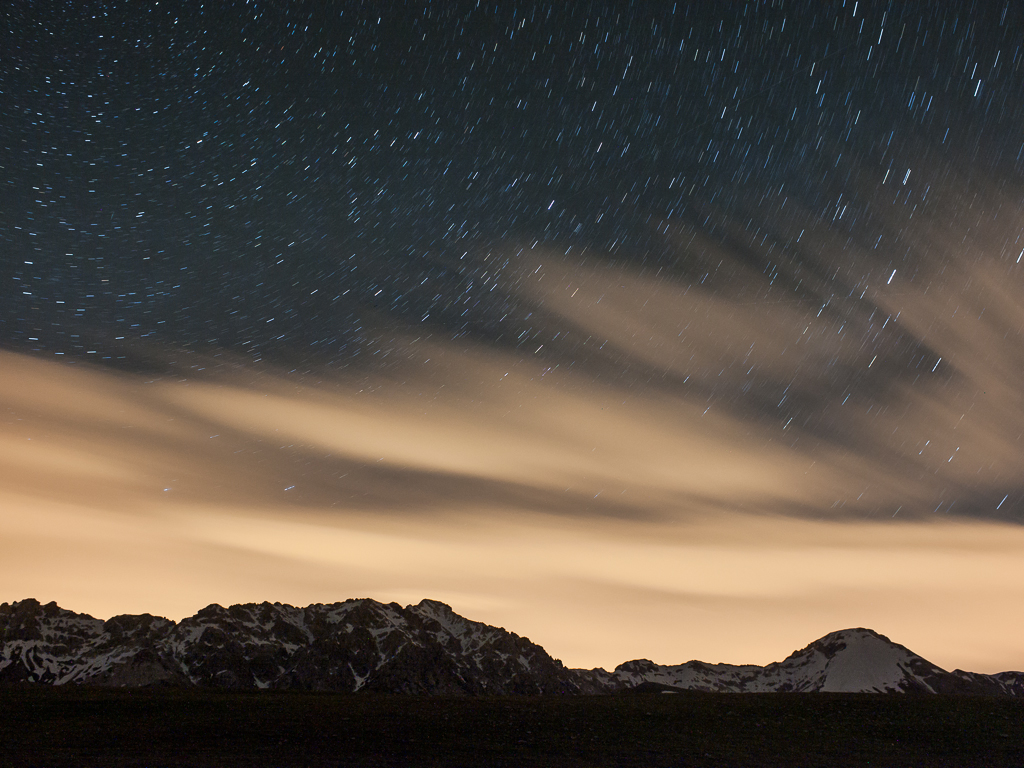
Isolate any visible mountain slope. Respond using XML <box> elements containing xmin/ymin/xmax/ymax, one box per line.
<box><xmin>1</xmin><ymin>599</ymin><xmax>1021</xmax><ymax>696</ymax></box>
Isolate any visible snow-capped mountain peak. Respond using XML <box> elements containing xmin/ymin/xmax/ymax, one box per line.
<box><xmin>767</xmin><ymin>627</ymin><xmax>949</xmax><ymax>693</ymax></box>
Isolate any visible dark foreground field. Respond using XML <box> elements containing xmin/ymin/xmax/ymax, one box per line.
<box><xmin>1</xmin><ymin>687</ymin><xmax>1023</xmax><ymax>767</ymax></box>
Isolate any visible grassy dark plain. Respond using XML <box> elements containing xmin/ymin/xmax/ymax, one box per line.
<box><xmin>1</xmin><ymin>687</ymin><xmax>1023</xmax><ymax>767</ymax></box>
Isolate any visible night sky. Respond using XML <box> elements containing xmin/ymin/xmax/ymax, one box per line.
<box><xmin>3</xmin><ymin>1</ymin><xmax>1024</xmax><ymax>673</ymax></box>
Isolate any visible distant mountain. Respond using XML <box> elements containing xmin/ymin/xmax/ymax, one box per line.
<box><xmin>602</xmin><ymin>628</ymin><xmax>1024</xmax><ymax>696</ymax></box>
<box><xmin>1</xmin><ymin>598</ymin><xmax>1021</xmax><ymax>696</ymax></box>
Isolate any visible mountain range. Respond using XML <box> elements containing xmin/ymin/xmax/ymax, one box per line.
<box><xmin>2</xmin><ymin>598</ymin><xmax>1021</xmax><ymax>696</ymax></box>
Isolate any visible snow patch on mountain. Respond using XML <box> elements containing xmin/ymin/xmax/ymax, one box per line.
<box><xmin>815</xmin><ymin>630</ymin><xmax>928</xmax><ymax>692</ymax></box>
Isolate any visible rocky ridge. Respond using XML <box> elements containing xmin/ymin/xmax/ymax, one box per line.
<box><xmin>0</xmin><ymin>598</ymin><xmax>585</xmax><ymax>694</ymax></box>
<box><xmin>1</xmin><ymin>598</ymin><xmax>1021</xmax><ymax>696</ymax></box>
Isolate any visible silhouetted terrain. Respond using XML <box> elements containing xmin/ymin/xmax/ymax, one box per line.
<box><xmin>1</xmin><ymin>686</ymin><xmax>1023</xmax><ymax>767</ymax></box>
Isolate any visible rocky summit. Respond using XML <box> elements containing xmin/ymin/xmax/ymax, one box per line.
<box><xmin>1</xmin><ymin>598</ymin><xmax>1021</xmax><ymax>696</ymax></box>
